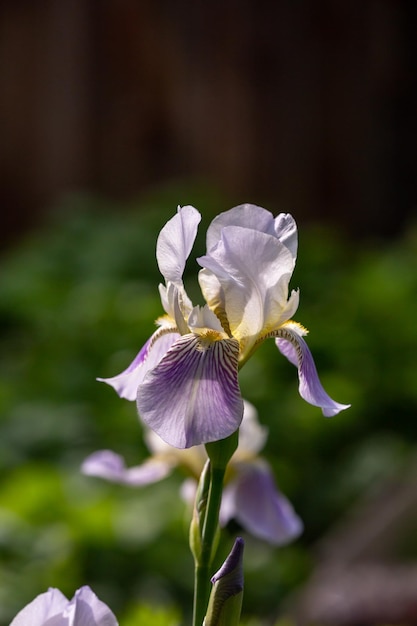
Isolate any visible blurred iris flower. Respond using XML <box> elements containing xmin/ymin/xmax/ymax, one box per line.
<box><xmin>10</xmin><ymin>586</ymin><xmax>118</xmax><ymax>626</ymax></box>
<box><xmin>82</xmin><ymin>401</ymin><xmax>303</xmax><ymax>546</ymax></box>
<box><xmin>99</xmin><ymin>204</ymin><xmax>349</xmax><ymax>448</ymax></box>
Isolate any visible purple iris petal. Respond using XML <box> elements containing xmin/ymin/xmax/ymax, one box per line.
<box><xmin>81</xmin><ymin>450</ymin><xmax>173</xmax><ymax>486</ymax></box>
<box><xmin>221</xmin><ymin>461</ymin><xmax>303</xmax><ymax>546</ymax></box>
<box><xmin>276</xmin><ymin>326</ymin><xmax>350</xmax><ymax>417</ymax></box>
<box><xmin>97</xmin><ymin>329</ymin><xmax>179</xmax><ymax>401</ymax></box>
<box><xmin>137</xmin><ymin>334</ymin><xmax>243</xmax><ymax>448</ymax></box>
<box><xmin>10</xmin><ymin>588</ymin><xmax>68</xmax><ymax>626</ymax></box>
<box><xmin>68</xmin><ymin>586</ymin><xmax>118</xmax><ymax>625</ymax></box>
<box><xmin>10</xmin><ymin>586</ymin><xmax>118</xmax><ymax>626</ymax></box>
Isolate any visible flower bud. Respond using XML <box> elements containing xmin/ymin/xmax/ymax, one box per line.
<box><xmin>203</xmin><ymin>537</ymin><xmax>244</xmax><ymax>626</ymax></box>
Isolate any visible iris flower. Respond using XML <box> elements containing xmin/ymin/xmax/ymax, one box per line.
<box><xmin>10</xmin><ymin>586</ymin><xmax>118</xmax><ymax>626</ymax></box>
<box><xmin>82</xmin><ymin>401</ymin><xmax>303</xmax><ymax>546</ymax></box>
<box><xmin>99</xmin><ymin>204</ymin><xmax>349</xmax><ymax>448</ymax></box>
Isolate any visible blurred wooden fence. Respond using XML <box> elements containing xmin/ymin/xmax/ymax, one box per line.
<box><xmin>0</xmin><ymin>0</ymin><xmax>416</xmax><ymax>245</ymax></box>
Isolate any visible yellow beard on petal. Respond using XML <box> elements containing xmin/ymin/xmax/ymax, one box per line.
<box><xmin>237</xmin><ymin>320</ymin><xmax>309</xmax><ymax>369</ymax></box>
<box><xmin>258</xmin><ymin>319</ymin><xmax>309</xmax><ymax>343</ymax></box>
<box><xmin>212</xmin><ymin>307</ymin><xmax>232</xmax><ymax>337</ymax></box>
<box><xmin>194</xmin><ymin>328</ymin><xmax>229</xmax><ymax>350</ymax></box>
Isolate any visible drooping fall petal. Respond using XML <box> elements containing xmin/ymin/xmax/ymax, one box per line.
<box><xmin>97</xmin><ymin>328</ymin><xmax>179</xmax><ymax>401</ymax></box>
<box><xmin>276</xmin><ymin>322</ymin><xmax>351</xmax><ymax>417</ymax></box>
<box><xmin>221</xmin><ymin>461</ymin><xmax>303</xmax><ymax>545</ymax></box>
<box><xmin>81</xmin><ymin>450</ymin><xmax>174</xmax><ymax>486</ymax></box>
<box><xmin>137</xmin><ymin>333</ymin><xmax>243</xmax><ymax>448</ymax></box>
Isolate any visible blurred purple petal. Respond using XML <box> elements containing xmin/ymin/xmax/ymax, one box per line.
<box><xmin>236</xmin><ymin>400</ymin><xmax>268</xmax><ymax>456</ymax></box>
<box><xmin>221</xmin><ymin>461</ymin><xmax>303</xmax><ymax>546</ymax></box>
<box><xmin>10</xmin><ymin>586</ymin><xmax>118</xmax><ymax>626</ymax></box>
<box><xmin>10</xmin><ymin>588</ymin><xmax>68</xmax><ymax>626</ymax></box>
<box><xmin>81</xmin><ymin>450</ymin><xmax>173</xmax><ymax>486</ymax></box>
<box><xmin>97</xmin><ymin>329</ymin><xmax>179</xmax><ymax>401</ymax></box>
<box><xmin>276</xmin><ymin>323</ymin><xmax>350</xmax><ymax>417</ymax></box>
<box><xmin>180</xmin><ymin>477</ymin><xmax>197</xmax><ymax>504</ymax></box>
<box><xmin>69</xmin><ymin>586</ymin><xmax>118</xmax><ymax>626</ymax></box>
<box><xmin>137</xmin><ymin>333</ymin><xmax>243</xmax><ymax>448</ymax></box>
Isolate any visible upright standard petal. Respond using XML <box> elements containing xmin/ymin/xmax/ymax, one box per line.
<box><xmin>199</xmin><ymin>226</ymin><xmax>298</xmax><ymax>358</ymax></box>
<box><xmin>276</xmin><ymin>322</ymin><xmax>351</xmax><ymax>417</ymax></box>
<box><xmin>97</xmin><ymin>328</ymin><xmax>179</xmax><ymax>401</ymax></box>
<box><xmin>205</xmin><ymin>204</ymin><xmax>277</xmax><ymax>251</ymax></box>
<box><xmin>221</xmin><ymin>461</ymin><xmax>303</xmax><ymax>545</ymax></box>
<box><xmin>197</xmin><ymin>268</ymin><xmax>228</xmax><ymax>334</ymax></box>
<box><xmin>274</xmin><ymin>213</ymin><xmax>298</xmax><ymax>259</ymax></box>
<box><xmin>137</xmin><ymin>333</ymin><xmax>244</xmax><ymax>448</ymax></box>
<box><xmin>156</xmin><ymin>205</ymin><xmax>201</xmax><ymax>284</ymax></box>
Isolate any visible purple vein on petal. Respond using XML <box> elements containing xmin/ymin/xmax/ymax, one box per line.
<box><xmin>137</xmin><ymin>333</ymin><xmax>243</xmax><ymax>448</ymax></box>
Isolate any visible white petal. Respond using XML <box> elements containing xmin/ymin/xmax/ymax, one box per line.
<box><xmin>144</xmin><ymin>430</ymin><xmax>207</xmax><ymax>478</ymax></box>
<box><xmin>159</xmin><ymin>282</ymin><xmax>193</xmax><ymax>328</ymax></box>
<box><xmin>205</xmin><ymin>204</ymin><xmax>277</xmax><ymax>251</ymax></box>
<box><xmin>187</xmin><ymin>304</ymin><xmax>225</xmax><ymax>334</ymax></box>
<box><xmin>235</xmin><ymin>400</ymin><xmax>268</xmax><ymax>457</ymax></box>
<box><xmin>274</xmin><ymin>213</ymin><xmax>298</xmax><ymax>258</ymax></box>
<box><xmin>198</xmin><ymin>268</ymin><xmax>228</xmax><ymax>331</ymax></box>
<box><xmin>156</xmin><ymin>205</ymin><xmax>201</xmax><ymax>284</ymax></box>
<box><xmin>198</xmin><ymin>226</ymin><xmax>298</xmax><ymax>357</ymax></box>
<box><xmin>180</xmin><ymin>477</ymin><xmax>197</xmax><ymax>505</ymax></box>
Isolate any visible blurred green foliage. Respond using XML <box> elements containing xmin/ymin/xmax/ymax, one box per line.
<box><xmin>0</xmin><ymin>188</ymin><xmax>416</xmax><ymax>625</ymax></box>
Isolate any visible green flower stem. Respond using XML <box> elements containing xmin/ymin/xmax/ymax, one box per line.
<box><xmin>192</xmin><ymin>463</ymin><xmax>226</xmax><ymax>626</ymax></box>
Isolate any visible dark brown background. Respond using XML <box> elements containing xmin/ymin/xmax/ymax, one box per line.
<box><xmin>1</xmin><ymin>0</ymin><xmax>416</xmax><ymax>246</ymax></box>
